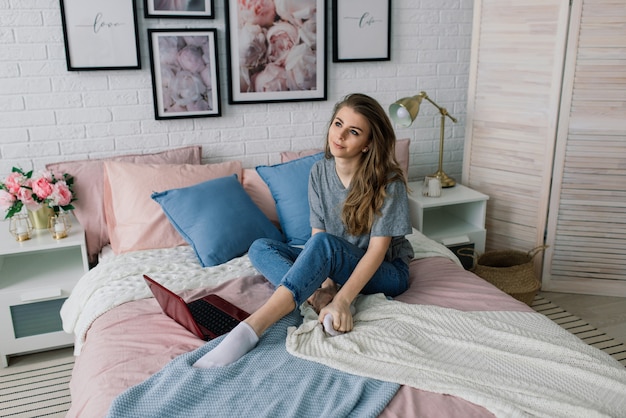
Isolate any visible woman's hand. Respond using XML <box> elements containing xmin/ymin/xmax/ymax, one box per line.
<box><xmin>316</xmin><ymin>236</ymin><xmax>391</xmax><ymax>333</ymax></box>
<box><xmin>318</xmin><ymin>297</ymin><xmax>354</xmax><ymax>333</ymax></box>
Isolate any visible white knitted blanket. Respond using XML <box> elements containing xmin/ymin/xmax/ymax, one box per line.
<box><xmin>62</xmin><ymin>229</ymin><xmax>456</xmax><ymax>355</ymax></box>
<box><xmin>286</xmin><ymin>294</ymin><xmax>626</xmax><ymax>418</ymax></box>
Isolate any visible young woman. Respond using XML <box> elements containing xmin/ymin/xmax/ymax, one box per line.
<box><xmin>193</xmin><ymin>93</ymin><xmax>414</xmax><ymax>368</ymax></box>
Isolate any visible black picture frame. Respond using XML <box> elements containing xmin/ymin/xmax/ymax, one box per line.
<box><xmin>147</xmin><ymin>28</ymin><xmax>221</xmax><ymax>120</ymax></box>
<box><xmin>59</xmin><ymin>0</ymin><xmax>141</xmax><ymax>71</ymax></box>
<box><xmin>225</xmin><ymin>0</ymin><xmax>327</xmax><ymax>104</ymax></box>
<box><xmin>332</xmin><ymin>0</ymin><xmax>391</xmax><ymax>62</ymax></box>
<box><xmin>143</xmin><ymin>0</ymin><xmax>214</xmax><ymax>19</ymax></box>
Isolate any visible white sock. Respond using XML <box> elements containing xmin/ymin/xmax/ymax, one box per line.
<box><xmin>323</xmin><ymin>314</ymin><xmax>343</xmax><ymax>336</ymax></box>
<box><xmin>323</xmin><ymin>305</ymin><xmax>357</xmax><ymax>337</ymax></box>
<box><xmin>192</xmin><ymin>322</ymin><xmax>259</xmax><ymax>368</ymax></box>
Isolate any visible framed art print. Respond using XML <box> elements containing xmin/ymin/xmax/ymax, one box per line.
<box><xmin>225</xmin><ymin>0</ymin><xmax>327</xmax><ymax>104</ymax></box>
<box><xmin>147</xmin><ymin>28</ymin><xmax>221</xmax><ymax>119</ymax></box>
<box><xmin>333</xmin><ymin>0</ymin><xmax>391</xmax><ymax>62</ymax></box>
<box><xmin>144</xmin><ymin>0</ymin><xmax>214</xmax><ymax>19</ymax></box>
<box><xmin>59</xmin><ymin>0</ymin><xmax>141</xmax><ymax>71</ymax></box>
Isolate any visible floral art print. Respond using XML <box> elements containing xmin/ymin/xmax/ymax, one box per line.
<box><xmin>144</xmin><ymin>0</ymin><xmax>214</xmax><ymax>18</ymax></box>
<box><xmin>226</xmin><ymin>0</ymin><xmax>326</xmax><ymax>103</ymax></box>
<box><xmin>148</xmin><ymin>29</ymin><xmax>221</xmax><ymax>119</ymax></box>
<box><xmin>154</xmin><ymin>0</ymin><xmax>205</xmax><ymax>11</ymax></box>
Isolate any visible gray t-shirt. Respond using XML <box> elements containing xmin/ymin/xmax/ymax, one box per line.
<box><xmin>308</xmin><ymin>157</ymin><xmax>414</xmax><ymax>264</ymax></box>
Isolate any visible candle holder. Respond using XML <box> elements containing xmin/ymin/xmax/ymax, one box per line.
<box><xmin>48</xmin><ymin>212</ymin><xmax>72</xmax><ymax>240</ymax></box>
<box><xmin>9</xmin><ymin>214</ymin><xmax>33</xmax><ymax>242</ymax></box>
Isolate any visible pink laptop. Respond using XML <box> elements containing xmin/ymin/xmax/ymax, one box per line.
<box><xmin>144</xmin><ymin>275</ymin><xmax>250</xmax><ymax>340</ymax></box>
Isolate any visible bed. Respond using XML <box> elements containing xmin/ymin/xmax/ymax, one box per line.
<box><xmin>51</xmin><ymin>146</ymin><xmax>626</xmax><ymax>418</ymax></box>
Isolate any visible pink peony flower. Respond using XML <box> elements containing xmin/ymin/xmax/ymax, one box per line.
<box><xmin>239</xmin><ymin>24</ymin><xmax>267</xmax><ymax>69</ymax></box>
<box><xmin>299</xmin><ymin>15</ymin><xmax>317</xmax><ymax>49</ymax></box>
<box><xmin>161</xmin><ymin>64</ymin><xmax>177</xmax><ymax>88</ymax></box>
<box><xmin>158</xmin><ymin>36</ymin><xmax>180</xmax><ymax>66</ymax></box>
<box><xmin>285</xmin><ymin>43</ymin><xmax>317</xmax><ymax>91</ymax></box>
<box><xmin>160</xmin><ymin>65</ymin><xmax>178</xmax><ymax>110</ymax></box>
<box><xmin>200</xmin><ymin>66</ymin><xmax>213</xmax><ymax>90</ymax></box>
<box><xmin>169</xmin><ymin>70</ymin><xmax>206</xmax><ymax>108</ymax></box>
<box><xmin>49</xmin><ymin>181</ymin><xmax>73</xmax><ymax>207</ymax></box>
<box><xmin>238</xmin><ymin>0</ymin><xmax>276</xmax><ymax>28</ymax></box>
<box><xmin>4</xmin><ymin>172</ymin><xmax>26</xmax><ymax>194</ymax></box>
<box><xmin>267</xmin><ymin>21</ymin><xmax>299</xmax><ymax>66</ymax></box>
<box><xmin>183</xmin><ymin>36</ymin><xmax>208</xmax><ymax>48</ymax></box>
<box><xmin>17</xmin><ymin>187</ymin><xmax>40</xmax><ymax>211</ymax></box>
<box><xmin>177</xmin><ymin>45</ymin><xmax>206</xmax><ymax>73</ymax></box>
<box><xmin>31</xmin><ymin>175</ymin><xmax>54</xmax><ymax>200</ymax></box>
<box><xmin>275</xmin><ymin>0</ymin><xmax>316</xmax><ymax>26</ymax></box>
<box><xmin>200</xmin><ymin>39</ymin><xmax>213</xmax><ymax>65</ymax></box>
<box><xmin>0</xmin><ymin>189</ymin><xmax>15</xmax><ymax>210</ymax></box>
<box><xmin>252</xmin><ymin>63</ymin><xmax>289</xmax><ymax>92</ymax></box>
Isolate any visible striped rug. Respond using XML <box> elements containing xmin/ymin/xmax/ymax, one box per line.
<box><xmin>531</xmin><ymin>295</ymin><xmax>626</xmax><ymax>367</ymax></box>
<box><xmin>0</xmin><ymin>353</ymin><xmax>73</xmax><ymax>418</ymax></box>
<box><xmin>1</xmin><ymin>297</ymin><xmax>624</xmax><ymax>417</ymax></box>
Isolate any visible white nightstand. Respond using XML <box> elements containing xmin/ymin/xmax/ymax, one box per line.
<box><xmin>0</xmin><ymin>214</ymin><xmax>88</xmax><ymax>367</ymax></box>
<box><xmin>407</xmin><ymin>182</ymin><xmax>489</xmax><ymax>253</ymax></box>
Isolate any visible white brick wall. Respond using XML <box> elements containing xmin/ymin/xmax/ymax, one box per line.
<box><xmin>0</xmin><ymin>0</ymin><xmax>473</xmax><ymax>182</ymax></box>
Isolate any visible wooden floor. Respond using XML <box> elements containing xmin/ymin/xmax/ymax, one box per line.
<box><xmin>539</xmin><ymin>291</ymin><xmax>626</xmax><ymax>346</ymax></box>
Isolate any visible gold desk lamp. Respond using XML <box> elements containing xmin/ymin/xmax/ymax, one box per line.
<box><xmin>389</xmin><ymin>91</ymin><xmax>457</xmax><ymax>187</ymax></box>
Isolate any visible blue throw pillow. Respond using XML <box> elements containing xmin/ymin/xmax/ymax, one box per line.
<box><xmin>152</xmin><ymin>174</ymin><xmax>283</xmax><ymax>267</ymax></box>
<box><xmin>256</xmin><ymin>152</ymin><xmax>324</xmax><ymax>245</ymax></box>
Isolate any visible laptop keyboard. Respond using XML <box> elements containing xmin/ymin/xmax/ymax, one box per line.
<box><xmin>187</xmin><ymin>299</ymin><xmax>240</xmax><ymax>336</ymax></box>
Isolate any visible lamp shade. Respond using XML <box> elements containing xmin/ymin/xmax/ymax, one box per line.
<box><xmin>389</xmin><ymin>95</ymin><xmax>423</xmax><ymax>127</ymax></box>
<box><xmin>388</xmin><ymin>91</ymin><xmax>458</xmax><ymax>188</ymax></box>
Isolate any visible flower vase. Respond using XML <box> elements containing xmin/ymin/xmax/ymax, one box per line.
<box><xmin>28</xmin><ymin>206</ymin><xmax>54</xmax><ymax>229</ymax></box>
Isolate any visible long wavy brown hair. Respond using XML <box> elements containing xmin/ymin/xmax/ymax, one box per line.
<box><xmin>324</xmin><ymin>93</ymin><xmax>407</xmax><ymax>236</ymax></box>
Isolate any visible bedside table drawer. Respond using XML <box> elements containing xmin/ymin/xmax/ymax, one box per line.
<box><xmin>0</xmin><ymin>292</ymin><xmax>75</xmax><ymax>366</ymax></box>
<box><xmin>10</xmin><ymin>298</ymin><xmax>67</xmax><ymax>338</ymax></box>
<box><xmin>0</xmin><ymin>278</ymin><xmax>76</xmax><ymax>348</ymax></box>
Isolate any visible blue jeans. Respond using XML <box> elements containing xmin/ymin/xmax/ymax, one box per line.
<box><xmin>248</xmin><ymin>232</ymin><xmax>409</xmax><ymax>307</ymax></box>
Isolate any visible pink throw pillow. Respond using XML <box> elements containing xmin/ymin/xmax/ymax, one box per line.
<box><xmin>395</xmin><ymin>138</ymin><xmax>410</xmax><ymax>177</ymax></box>
<box><xmin>242</xmin><ymin>168</ymin><xmax>280</xmax><ymax>227</ymax></box>
<box><xmin>103</xmin><ymin>160</ymin><xmax>242</xmax><ymax>254</ymax></box>
<box><xmin>46</xmin><ymin>146</ymin><xmax>202</xmax><ymax>265</ymax></box>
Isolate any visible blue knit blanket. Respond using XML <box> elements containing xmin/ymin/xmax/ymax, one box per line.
<box><xmin>106</xmin><ymin>311</ymin><xmax>399</xmax><ymax>418</ymax></box>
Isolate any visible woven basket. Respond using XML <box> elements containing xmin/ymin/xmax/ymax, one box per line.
<box><xmin>460</xmin><ymin>246</ymin><xmax>546</xmax><ymax>306</ymax></box>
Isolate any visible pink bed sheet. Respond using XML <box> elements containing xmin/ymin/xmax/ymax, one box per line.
<box><xmin>67</xmin><ymin>257</ymin><xmax>532</xmax><ymax>418</ymax></box>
